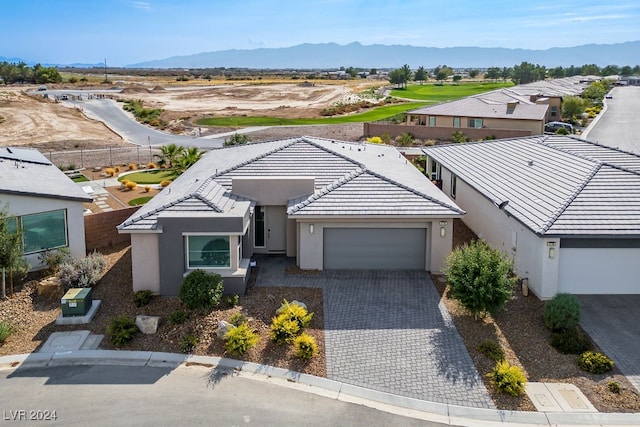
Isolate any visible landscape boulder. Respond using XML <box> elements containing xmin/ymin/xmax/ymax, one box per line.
<box><xmin>217</xmin><ymin>320</ymin><xmax>235</xmax><ymax>339</ymax></box>
<box><xmin>36</xmin><ymin>276</ymin><xmax>62</xmax><ymax>299</ymax></box>
<box><xmin>135</xmin><ymin>315</ymin><xmax>160</xmax><ymax>334</ymax></box>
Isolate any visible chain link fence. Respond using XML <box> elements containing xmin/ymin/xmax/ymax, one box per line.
<box><xmin>43</xmin><ymin>146</ymin><xmax>163</xmax><ymax>169</ymax></box>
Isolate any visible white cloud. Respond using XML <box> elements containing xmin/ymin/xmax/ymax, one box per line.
<box><xmin>130</xmin><ymin>1</ymin><xmax>151</xmax><ymax>10</ymax></box>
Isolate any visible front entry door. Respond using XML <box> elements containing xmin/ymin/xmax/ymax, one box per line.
<box><xmin>266</xmin><ymin>206</ymin><xmax>287</xmax><ymax>252</ymax></box>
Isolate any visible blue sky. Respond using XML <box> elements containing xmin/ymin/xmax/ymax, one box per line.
<box><xmin>1</xmin><ymin>0</ymin><xmax>639</xmax><ymax>66</ymax></box>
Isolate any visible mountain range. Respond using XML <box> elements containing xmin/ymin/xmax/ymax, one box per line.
<box><xmin>126</xmin><ymin>41</ymin><xmax>640</xmax><ymax>69</ymax></box>
<box><xmin>3</xmin><ymin>41</ymin><xmax>639</xmax><ymax>69</ymax></box>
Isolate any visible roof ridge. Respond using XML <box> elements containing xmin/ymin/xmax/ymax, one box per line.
<box><xmin>119</xmin><ymin>194</ymin><xmax>215</xmax><ymax>228</ymax></box>
<box><xmin>192</xmin><ymin>192</ymin><xmax>223</xmax><ymax>213</ymax></box>
<box><xmin>300</xmin><ymin>137</ymin><xmax>365</xmax><ymax>167</ymax></box>
<box><xmin>288</xmin><ymin>168</ymin><xmax>365</xmax><ymax>213</ymax></box>
<box><xmin>540</xmin><ymin>162</ymin><xmax>602</xmax><ymax>234</ymax></box>
<box><xmin>364</xmin><ymin>169</ymin><xmax>465</xmax><ymax>214</ymax></box>
<box><xmin>213</xmin><ymin>138</ymin><xmax>300</xmax><ymax>178</ymax></box>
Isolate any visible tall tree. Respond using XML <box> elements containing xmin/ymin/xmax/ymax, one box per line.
<box><xmin>452</xmin><ymin>75</ymin><xmax>462</xmax><ymax>84</ymax></box>
<box><xmin>155</xmin><ymin>143</ymin><xmax>184</xmax><ymax>168</ymax></box>
<box><xmin>484</xmin><ymin>67</ymin><xmax>500</xmax><ymax>81</ymax></box>
<box><xmin>469</xmin><ymin>69</ymin><xmax>479</xmax><ymax>78</ymax></box>
<box><xmin>435</xmin><ymin>71</ymin><xmax>448</xmax><ymax>84</ymax></box>
<box><xmin>414</xmin><ymin>66</ymin><xmax>427</xmax><ymax>85</ymax></box>
<box><xmin>400</xmin><ymin>64</ymin><xmax>412</xmax><ymax>88</ymax></box>
<box><xmin>0</xmin><ymin>206</ymin><xmax>24</xmax><ymax>299</ymax></box>
<box><xmin>562</xmin><ymin>96</ymin><xmax>585</xmax><ymax>123</ymax></box>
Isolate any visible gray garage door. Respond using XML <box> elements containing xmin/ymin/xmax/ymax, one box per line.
<box><xmin>323</xmin><ymin>228</ymin><xmax>426</xmax><ymax>269</ymax></box>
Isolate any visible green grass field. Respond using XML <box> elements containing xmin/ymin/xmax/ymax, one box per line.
<box><xmin>118</xmin><ymin>169</ymin><xmax>177</xmax><ymax>184</ymax></box>
<box><xmin>390</xmin><ymin>82</ymin><xmax>514</xmax><ymax>102</ymax></box>
<box><xmin>129</xmin><ymin>196</ymin><xmax>154</xmax><ymax>206</ymax></box>
<box><xmin>196</xmin><ymin>102</ymin><xmax>429</xmax><ymax>127</ymax></box>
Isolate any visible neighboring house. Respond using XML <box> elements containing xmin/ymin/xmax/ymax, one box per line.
<box><xmin>118</xmin><ymin>137</ymin><xmax>464</xmax><ymax>296</ymax></box>
<box><xmin>0</xmin><ymin>147</ymin><xmax>92</xmax><ymax>270</ymax></box>
<box><xmin>424</xmin><ymin>135</ymin><xmax>640</xmax><ymax>299</ymax></box>
<box><xmin>365</xmin><ymin>76</ymin><xmax>595</xmax><ymax>140</ymax></box>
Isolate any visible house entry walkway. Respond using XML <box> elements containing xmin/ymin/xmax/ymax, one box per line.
<box><xmin>254</xmin><ymin>255</ymin><xmax>494</xmax><ymax>408</ymax></box>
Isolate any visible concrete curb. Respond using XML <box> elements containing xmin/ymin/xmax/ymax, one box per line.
<box><xmin>580</xmin><ymin>97</ymin><xmax>608</xmax><ymax>141</ymax></box>
<box><xmin>1</xmin><ymin>351</ymin><xmax>639</xmax><ymax>426</ymax></box>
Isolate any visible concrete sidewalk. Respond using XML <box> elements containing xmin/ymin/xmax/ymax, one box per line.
<box><xmin>2</xmin><ymin>351</ymin><xmax>639</xmax><ymax>426</ymax></box>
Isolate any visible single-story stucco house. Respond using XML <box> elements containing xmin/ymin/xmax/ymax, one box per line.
<box><xmin>423</xmin><ymin>135</ymin><xmax>640</xmax><ymax>299</ymax></box>
<box><xmin>0</xmin><ymin>147</ymin><xmax>92</xmax><ymax>270</ymax></box>
<box><xmin>118</xmin><ymin>137</ymin><xmax>464</xmax><ymax>296</ymax></box>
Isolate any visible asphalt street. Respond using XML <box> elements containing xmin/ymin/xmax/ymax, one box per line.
<box><xmin>0</xmin><ymin>364</ymin><xmax>450</xmax><ymax>427</ymax></box>
<box><xmin>583</xmin><ymin>85</ymin><xmax>640</xmax><ymax>154</ymax></box>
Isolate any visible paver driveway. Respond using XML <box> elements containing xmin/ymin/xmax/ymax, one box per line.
<box><xmin>578</xmin><ymin>295</ymin><xmax>640</xmax><ymax>393</ymax></box>
<box><xmin>256</xmin><ymin>257</ymin><xmax>494</xmax><ymax>408</ymax></box>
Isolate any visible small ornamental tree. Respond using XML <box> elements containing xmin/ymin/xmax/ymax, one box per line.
<box><xmin>0</xmin><ymin>205</ymin><xmax>24</xmax><ymax>299</ymax></box>
<box><xmin>443</xmin><ymin>240</ymin><xmax>516</xmax><ymax>320</ymax></box>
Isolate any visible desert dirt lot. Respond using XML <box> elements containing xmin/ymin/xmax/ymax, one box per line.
<box><xmin>0</xmin><ymin>80</ymin><xmax>378</xmax><ymax>151</ymax></box>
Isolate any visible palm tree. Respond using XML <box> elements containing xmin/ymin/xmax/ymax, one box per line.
<box><xmin>155</xmin><ymin>143</ymin><xmax>184</xmax><ymax>168</ymax></box>
<box><xmin>176</xmin><ymin>147</ymin><xmax>205</xmax><ymax>174</ymax></box>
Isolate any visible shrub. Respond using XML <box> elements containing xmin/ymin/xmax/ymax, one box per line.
<box><xmin>144</xmin><ymin>185</ymin><xmax>151</xmax><ymax>193</ymax></box>
<box><xmin>38</xmin><ymin>247</ymin><xmax>71</xmax><ymax>274</ymax></box>
<box><xmin>556</xmin><ymin>127</ymin><xmax>570</xmax><ymax>135</ymax></box>
<box><xmin>366</xmin><ymin>136</ymin><xmax>382</xmax><ymax>144</ymax></box>
<box><xmin>179</xmin><ymin>334</ymin><xmax>198</xmax><ymax>353</ymax></box>
<box><xmin>108</xmin><ymin>316</ymin><xmax>138</xmax><ymax>347</ymax></box>
<box><xmin>551</xmin><ymin>328</ymin><xmax>592</xmax><ymax>354</ymax></box>
<box><xmin>133</xmin><ymin>290</ymin><xmax>154</xmax><ymax>307</ymax></box>
<box><xmin>0</xmin><ymin>321</ymin><xmax>15</xmax><ymax>344</ymax></box>
<box><xmin>451</xmin><ymin>130</ymin><xmax>468</xmax><ymax>143</ymax></box>
<box><xmin>228</xmin><ymin>312</ymin><xmax>247</xmax><ymax>327</ymax></box>
<box><xmin>380</xmin><ymin>131</ymin><xmax>391</xmax><ymax>144</ymax></box>
<box><xmin>169</xmin><ymin>310</ymin><xmax>188</xmax><ymax>325</ymax></box>
<box><xmin>294</xmin><ymin>333</ymin><xmax>318</xmax><ymax>360</ymax></box>
<box><xmin>178</xmin><ymin>270</ymin><xmax>224</xmax><ymax>310</ymax></box>
<box><xmin>477</xmin><ymin>339</ymin><xmax>504</xmax><ymax>361</ymax></box>
<box><xmin>608</xmin><ymin>381</ymin><xmax>620</xmax><ymax>394</ymax></box>
<box><xmin>544</xmin><ymin>293</ymin><xmax>581</xmax><ymax>332</ymax></box>
<box><xmin>276</xmin><ymin>300</ymin><xmax>313</xmax><ymax>329</ymax></box>
<box><xmin>443</xmin><ymin>240</ymin><xmax>516</xmax><ymax>319</ymax></box>
<box><xmin>146</xmin><ymin>162</ymin><xmax>157</xmax><ymax>169</ymax></box>
<box><xmin>128</xmin><ymin>163</ymin><xmax>137</xmax><ymax>171</ymax></box>
<box><xmin>578</xmin><ymin>351</ymin><xmax>614</xmax><ymax>374</ymax></box>
<box><xmin>114</xmin><ymin>166</ymin><xmax>121</xmax><ymax>173</ymax></box>
<box><xmin>57</xmin><ymin>252</ymin><xmax>106</xmax><ymax>290</ymax></box>
<box><xmin>225</xmin><ymin>294</ymin><xmax>239</xmax><ymax>307</ymax></box>
<box><xmin>125</xmin><ymin>181</ymin><xmax>137</xmax><ymax>191</ymax></box>
<box><xmin>488</xmin><ymin>360</ymin><xmax>527</xmax><ymax>396</ymax></box>
<box><xmin>270</xmin><ymin>314</ymin><xmax>300</xmax><ymax>345</ymax></box>
<box><xmin>395</xmin><ymin>132</ymin><xmax>415</xmax><ymax>147</ymax></box>
<box><xmin>105</xmin><ymin>168</ymin><xmax>115</xmax><ymax>177</ymax></box>
<box><xmin>160</xmin><ymin>180</ymin><xmax>171</xmax><ymax>187</ymax></box>
<box><xmin>224</xmin><ymin>323</ymin><xmax>259</xmax><ymax>356</ymax></box>
<box><xmin>224</xmin><ymin>133</ymin><xmax>250</xmax><ymax>147</ymax></box>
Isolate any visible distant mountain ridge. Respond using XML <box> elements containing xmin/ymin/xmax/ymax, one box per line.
<box><xmin>126</xmin><ymin>41</ymin><xmax>640</xmax><ymax>69</ymax></box>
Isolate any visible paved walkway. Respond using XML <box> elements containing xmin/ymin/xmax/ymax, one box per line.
<box><xmin>255</xmin><ymin>256</ymin><xmax>494</xmax><ymax>408</ymax></box>
<box><xmin>578</xmin><ymin>295</ymin><xmax>640</xmax><ymax>393</ymax></box>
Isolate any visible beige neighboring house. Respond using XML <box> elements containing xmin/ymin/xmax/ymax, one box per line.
<box><xmin>118</xmin><ymin>137</ymin><xmax>464</xmax><ymax>296</ymax></box>
<box><xmin>0</xmin><ymin>147</ymin><xmax>92</xmax><ymax>270</ymax></box>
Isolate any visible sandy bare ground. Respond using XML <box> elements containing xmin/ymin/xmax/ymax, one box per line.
<box><xmin>0</xmin><ymin>88</ymin><xmax>123</xmax><ymax>150</ymax></box>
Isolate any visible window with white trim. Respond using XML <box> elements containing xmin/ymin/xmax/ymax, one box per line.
<box><xmin>187</xmin><ymin>235</ymin><xmax>231</xmax><ymax>268</ymax></box>
<box><xmin>428</xmin><ymin>116</ymin><xmax>436</xmax><ymax>127</ymax></box>
<box><xmin>453</xmin><ymin>117</ymin><xmax>461</xmax><ymax>128</ymax></box>
<box><xmin>20</xmin><ymin>210</ymin><xmax>68</xmax><ymax>254</ymax></box>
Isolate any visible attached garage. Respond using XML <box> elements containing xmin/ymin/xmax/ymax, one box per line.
<box><xmin>559</xmin><ymin>245</ymin><xmax>640</xmax><ymax>294</ymax></box>
<box><xmin>323</xmin><ymin>227</ymin><xmax>427</xmax><ymax>270</ymax></box>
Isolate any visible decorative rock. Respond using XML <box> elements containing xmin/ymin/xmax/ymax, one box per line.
<box><xmin>217</xmin><ymin>320</ymin><xmax>235</xmax><ymax>339</ymax></box>
<box><xmin>135</xmin><ymin>315</ymin><xmax>160</xmax><ymax>334</ymax></box>
<box><xmin>37</xmin><ymin>276</ymin><xmax>62</xmax><ymax>299</ymax></box>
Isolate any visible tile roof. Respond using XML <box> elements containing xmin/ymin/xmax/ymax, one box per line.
<box><xmin>0</xmin><ymin>147</ymin><xmax>91</xmax><ymax>202</ymax></box>
<box><xmin>119</xmin><ymin>137</ymin><xmax>463</xmax><ymax>231</ymax></box>
<box><xmin>423</xmin><ymin>135</ymin><xmax>640</xmax><ymax>236</ymax></box>
<box><xmin>408</xmin><ymin>96</ymin><xmax>548</xmax><ymax>120</ymax></box>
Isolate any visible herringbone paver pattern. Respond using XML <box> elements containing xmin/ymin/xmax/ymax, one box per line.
<box><xmin>578</xmin><ymin>295</ymin><xmax>640</xmax><ymax>393</ymax></box>
<box><xmin>254</xmin><ymin>257</ymin><xmax>494</xmax><ymax>408</ymax></box>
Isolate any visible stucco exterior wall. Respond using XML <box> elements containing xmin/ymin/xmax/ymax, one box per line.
<box><xmin>130</xmin><ymin>233</ymin><xmax>160</xmax><ymax>293</ymax></box>
<box><xmin>2</xmin><ymin>194</ymin><xmax>87</xmax><ymax>270</ymax></box>
<box><xmin>437</xmin><ymin>167</ymin><xmax>560</xmax><ymax>299</ymax></box>
<box><xmin>483</xmin><ymin>118</ymin><xmax>543</xmax><ymax>134</ymax></box>
<box><xmin>364</xmin><ymin>123</ymin><xmax>531</xmax><ymax>141</ymax></box>
<box><xmin>232</xmin><ymin>177</ymin><xmax>314</xmax><ymax>205</ymax></box>
<box><xmin>296</xmin><ymin>219</ymin><xmax>452</xmax><ymax>273</ymax></box>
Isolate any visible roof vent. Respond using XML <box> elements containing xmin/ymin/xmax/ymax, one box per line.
<box><xmin>7</xmin><ymin>148</ymin><xmax>12</xmax><ymax>154</ymax></box>
<box><xmin>527</xmin><ymin>160</ymin><xmax>534</xmax><ymax>166</ymax></box>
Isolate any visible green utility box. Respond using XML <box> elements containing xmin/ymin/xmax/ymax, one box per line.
<box><xmin>61</xmin><ymin>288</ymin><xmax>93</xmax><ymax>317</ymax></box>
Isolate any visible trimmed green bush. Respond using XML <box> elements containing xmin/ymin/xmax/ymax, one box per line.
<box><xmin>57</xmin><ymin>252</ymin><xmax>106</xmax><ymax>290</ymax></box>
<box><xmin>294</xmin><ymin>333</ymin><xmax>318</xmax><ymax>360</ymax></box>
<box><xmin>443</xmin><ymin>240</ymin><xmax>516</xmax><ymax>319</ymax></box>
<box><xmin>228</xmin><ymin>312</ymin><xmax>247</xmax><ymax>327</ymax></box>
<box><xmin>224</xmin><ymin>323</ymin><xmax>259</xmax><ymax>356</ymax></box>
<box><xmin>169</xmin><ymin>310</ymin><xmax>188</xmax><ymax>325</ymax></box>
<box><xmin>551</xmin><ymin>328</ymin><xmax>592</xmax><ymax>354</ymax></box>
<box><xmin>608</xmin><ymin>381</ymin><xmax>620</xmax><ymax>394</ymax></box>
<box><xmin>133</xmin><ymin>290</ymin><xmax>154</xmax><ymax>307</ymax></box>
<box><xmin>477</xmin><ymin>339</ymin><xmax>505</xmax><ymax>361</ymax></box>
<box><xmin>179</xmin><ymin>334</ymin><xmax>198</xmax><ymax>353</ymax></box>
<box><xmin>225</xmin><ymin>294</ymin><xmax>239</xmax><ymax>307</ymax></box>
<box><xmin>276</xmin><ymin>300</ymin><xmax>313</xmax><ymax>329</ymax></box>
<box><xmin>107</xmin><ymin>316</ymin><xmax>138</xmax><ymax>347</ymax></box>
<box><xmin>578</xmin><ymin>351</ymin><xmax>614</xmax><ymax>374</ymax></box>
<box><xmin>488</xmin><ymin>360</ymin><xmax>527</xmax><ymax>397</ymax></box>
<box><xmin>178</xmin><ymin>270</ymin><xmax>224</xmax><ymax>310</ymax></box>
<box><xmin>0</xmin><ymin>321</ymin><xmax>15</xmax><ymax>344</ymax></box>
<box><xmin>270</xmin><ymin>314</ymin><xmax>300</xmax><ymax>345</ymax></box>
<box><xmin>544</xmin><ymin>293</ymin><xmax>581</xmax><ymax>332</ymax></box>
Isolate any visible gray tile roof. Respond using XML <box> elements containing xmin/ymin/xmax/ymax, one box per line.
<box><xmin>0</xmin><ymin>147</ymin><xmax>91</xmax><ymax>202</ymax></box>
<box><xmin>409</xmin><ymin>97</ymin><xmax>548</xmax><ymax>120</ymax></box>
<box><xmin>119</xmin><ymin>137</ymin><xmax>463</xmax><ymax>231</ymax></box>
<box><xmin>423</xmin><ymin>135</ymin><xmax>640</xmax><ymax>236</ymax></box>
